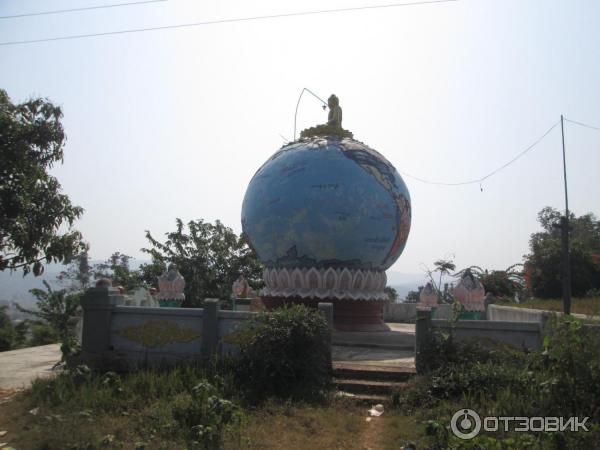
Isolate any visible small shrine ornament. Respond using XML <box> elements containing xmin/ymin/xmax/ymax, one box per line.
<box><xmin>156</xmin><ymin>264</ymin><xmax>186</xmax><ymax>307</ymax></box>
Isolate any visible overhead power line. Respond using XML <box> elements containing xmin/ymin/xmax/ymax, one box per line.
<box><xmin>564</xmin><ymin>117</ymin><xmax>600</xmax><ymax>131</ymax></box>
<box><xmin>398</xmin><ymin>120</ymin><xmax>561</xmax><ymax>186</ymax></box>
<box><xmin>0</xmin><ymin>0</ymin><xmax>167</xmax><ymax>20</ymax></box>
<box><xmin>0</xmin><ymin>0</ymin><xmax>458</xmax><ymax>47</ymax></box>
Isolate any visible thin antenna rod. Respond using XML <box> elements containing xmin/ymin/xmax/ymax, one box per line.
<box><xmin>293</xmin><ymin>88</ymin><xmax>328</xmax><ymax>140</ymax></box>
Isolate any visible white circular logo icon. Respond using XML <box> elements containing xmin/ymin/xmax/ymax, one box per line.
<box><xmin>451</xmin><ymin>409</ymin><xmax>481</xmax><ymax>440</ymax></box>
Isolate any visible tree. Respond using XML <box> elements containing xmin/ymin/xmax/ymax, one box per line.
<box><xmin>405</xmin><ymin>287</ymin><xmax>422</xmax><ymax>303</ymax></box>
<box><xmin>422</xmin><ymin>257</ymin><xmax>456</xmax><ymax>303</ymax></box>
<box><xmin>384</xmin><ymin>286</ymin><xmax>398</xmax><ymax>303</ymax></box>
<box><xmin>0</xmin><ymin>305</ymin><xmax>16</xmax><ymax>351</ymax></box>
<box><xmin>94</xmin><ymin>252</ymin><xmax>144</xmax><ymax>293</ymax></box>
<box><xmin>459</xmin><ymin>264</ymin><xmax>525</xmax><ymax>299</ymax></box>
<box><xmin>141</xmin><ymin>219</ymin><xmax>263</xmax><ymax>306</ymax></box>
<box><xmin>17</xmin><ymin>281</ymin><xmax>81</xmax><ymax>347</ymax></box>
<box><xmin>58</xmin><ymin>250</ymin><xmax>92</xmax><ymax>291</ymax></box>
<box><xmin>525</xmin><ymin>207</ymin><xmax>600</xmax><ymax>298</ymax></box>
<box><xmin>0</xmin><ymin>89</ymin><xmax>85</xmax><ymax>275</ymax></box>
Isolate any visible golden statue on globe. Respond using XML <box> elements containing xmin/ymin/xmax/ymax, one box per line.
<box><xmin>300</xmin><ymin>94</ymin><xmax>353</xmax><ymax>139</ymax></box>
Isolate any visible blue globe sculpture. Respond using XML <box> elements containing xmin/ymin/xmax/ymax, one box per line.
<box><xmin>241</xmin><ymin>137</ymin><xmax>411</xmax><ymax>331</ymax></box>
<box><xmin>242</xmin><ymin>138</ymin><xmax>411</xmax><ymax>270</ymax></box>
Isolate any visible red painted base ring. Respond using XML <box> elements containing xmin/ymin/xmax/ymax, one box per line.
<box><xmin>261</xmin><ymin>297</ymin><xmax>389</xmax><ymax>332</ymax></box>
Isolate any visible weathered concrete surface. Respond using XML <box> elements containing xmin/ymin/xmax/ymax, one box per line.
<box><xmin>333</xmin><ymin>323</ymin><xmax>415</xmax><ymax>349</ymax></box>
<box><xmin>332</xmin><ymin>323</ymin><xmax>415</xmax><ymax>369</ymax></box>
<box><xmin>332</xmin><ymin>345</ymin><xmax>415</xmax><ymax>369</ymax></box>
<box><xmin>432</xmin><ymin>319</ymin><xmax>542</xmax><ymax>349</ymax></box>
<box><xmin>0</xmin><ymin>344</ymin><xmax>61</xmax><ymax>389</ymax></box>
<box><xmin>384</xmin><ymin>303</ymin><xmax>453</xmax><ymax>322</ymax></box>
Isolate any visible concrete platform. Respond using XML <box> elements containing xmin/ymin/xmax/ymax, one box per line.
<box><xmin>332</xmin><ymin>346</ymin><xmax>415</xmax><ymax>369</ymax></box>
<box><xmin>332</xmin><ymin>323</ymin><xmax>415</xmax><ymax>369</ymax></box>
<box><xmin>0</xmin><ymin>344</ymin><xmax>61</xmax><ymax>390</ymax></box>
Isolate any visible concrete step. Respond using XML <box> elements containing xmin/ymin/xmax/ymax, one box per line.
<box><xmin>335</xmin><ymin>391</ymin><xmax>391</xmax><ymax>404</ymax></box>
<box><xmin>332</xmin><ymin>341</ymin><xmax>414</xmax><ymax>351</ymax></box>
<box><xmin>334</xmin><ymin>378</ymin><xmax>409</xmax><ymax>395</ymax></box>
<box><xmin>332</xmin><ymin>362</ymin><xmax>416</xmax><ymax>382</ymax></box>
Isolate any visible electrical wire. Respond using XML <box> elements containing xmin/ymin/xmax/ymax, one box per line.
<box><xmin>398</xmin><ymin>120</ymin><xmax>561</xmax><ymax>186</ymax></box>
<box><xmin>564</xmin><ymin>117</ymin><xmax>600</xmax><ymax>131</ymax></box>
<box><xmin>0</xmin><ymin>0</ymin><xmax>458</xmax><ymax>46</ymax></box>
<box><xmin>0</xmin><ymin>0</ymin><xmax>167</xmax><ymax>20</ymax></box>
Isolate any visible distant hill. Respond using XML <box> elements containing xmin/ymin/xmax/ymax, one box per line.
<box><xmin>0</xmin><ymin>259</ymin><xmax>151</xmax><ymax>308</ymax></box>
<box><xmin>0</xmin><ymin>264</ymin><xmax>65</xmax><ymax>308</ymax></box>
<box><xmin>385</xmin><ymin>271</ymin><xmax>427</xmax><ymax>301</ymax></box>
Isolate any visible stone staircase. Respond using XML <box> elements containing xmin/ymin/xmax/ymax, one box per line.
<box><xmin>333</xmin><ymin>362</ymin><xmax>415</xmax><ymax>402</ymax></box>
<box><xmin>331</xmin><ymin>324</ymin><xmax>417</xmax><ymax>403</ymax></box>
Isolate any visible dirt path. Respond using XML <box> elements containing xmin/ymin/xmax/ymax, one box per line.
<box><xmin>360</xmin><ymin>415</ymin><xmax>386</xmax><ymax>450</ymax></box>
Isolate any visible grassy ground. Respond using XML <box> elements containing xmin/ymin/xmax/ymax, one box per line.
<box><xmin>0</xmin><ymin>391</ymin><xmax>421</xmax><ymax>450</ymax></box>
<box><xmin>506</xmin><ymin>296</ymin><xmax>600</xmax><ymax>316</ymax></box>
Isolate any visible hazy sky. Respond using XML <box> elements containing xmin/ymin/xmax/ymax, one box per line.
<box><xmin>1</xmin><ymin>0</ymin><xmax>599</xmax><ymax>275</ymax></box>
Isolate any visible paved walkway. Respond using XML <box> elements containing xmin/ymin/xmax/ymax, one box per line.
<box><xmin>0</xmin><ymin>344</ymin><xmax>61</xmax><ymax>390</ymax></box>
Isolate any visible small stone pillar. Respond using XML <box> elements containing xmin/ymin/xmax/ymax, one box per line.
<box><xmin>201</xmin><ymin>299</ymin><xmax>219</xmax><ymax>358</ymax></box>
<box><xmin>318</xmin><ymin>302</ymin><xmax>334</xmax><ymax>331</ymax></box>
<box><xmin>80</xmin><ymin>279</ymin><xmax>124</xmax><ymax>355</ymax></box>
<box><xmin>415</xmin><ymin>307</ymin><xmax>432</xmax><ymax>374</ymax></box>
<box><xmin>318</xmin><ymin>302</ymin><xmax>333</xmax><ymax>370</ymax></box>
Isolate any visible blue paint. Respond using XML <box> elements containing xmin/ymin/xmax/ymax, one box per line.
<box><xmin>242</xmin><ymin>139</ymin><xmax>411</xmax><ymax>271</ymax></box>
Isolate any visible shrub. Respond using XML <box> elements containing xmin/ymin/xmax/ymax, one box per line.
<box><xmin>397</xmin><ymin>316</ymin><xmax>600</xmax><ymax>449</ymax></box>
<box><xmin>234</xmin><ymin>305</ymin><xmax>332</xmax><ymax>403</ymax></box>
<box><xmin>28</xmin><ymin>364</ymin><xmax>242</xmax><ymax>449</ymax></box>
<box><xmin>29</xmin><ymin>322</ymin><xmax>59</xmax><ymax>346</ymax></box>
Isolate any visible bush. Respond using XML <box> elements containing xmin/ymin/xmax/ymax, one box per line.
<box><xmin>0</xmin><ymin>305</ymin><xmax>16</xmax><ymax>351</ymax></box>
<box><xmin>234</xmin><ymin>305</ymin><xmax>332</xmax><ymax>403</ymax></box>
<box><xmin>29</xmin><ymin>322</ymin><xmax>59</xmax><ymax>346</ymax></box>
<box><xmin>397</xmin><ymin>316</ymin><xmax>600</xmax><ymax>449</ymax></box>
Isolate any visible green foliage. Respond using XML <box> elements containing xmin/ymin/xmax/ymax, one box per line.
<box><xmin>0</xmin><ymin>305</ymin><xmax>16</xmax><ymax>351</ymax></box>
<box><xmin>385</xmin><ymin>286</ymin><xmax>399</xmax><ymax>302</ymax></box>
<box><xmin>94</xmin><ymin>251</ymin><xmax>144</xmax><ymax>293</ymax></box>
<box><xmin>58</xmin><ymin>250</ymin><xmax>92</xmax><ymax>291</ymax></box>
<box><xmin>405</xmin><ymin>287</ymin><xmax>422</xmax><ymax>303</ymax></box>
<box><xmin>234</xmin><ymin>305</ymin><xmax>332</xmax><ymax>403</ymax></box>
<box><xmin>28</xmin><ymin>364</ymin><xmax>242</xmax><ymax>449</ymax></box>
<box><xmin>397</xmin><ymin>316</ymin><xmax>600</xmax><ymax>449</ymax></box>
<box><xmin>141</xmin><ymin>219</ymin><xmax>263</xmax><ymax>306</ymax></box>
<box><xmin>29</xmin><ymin>322</ymin><xmax>59</xmax><ymax>346</ymax></box>
<box><xmin>17</xmin><ymin>280</ymin><xmax>80</xmax><ymax>354</ymax></box>
<box><xmin>526</xmin><ymin>206</ymin><xmax>600</xmax><ymax>298</ymax></box>
<box><xmin>173</xmin><ymin>381</ymin><xmax>242</xmax><ymax>449</ymax></box>
<box><xmin>0</xmin><ymin>89</ymin><xmax>86</xmax><ymax>275</ymax></box>
<box><xmin>462</xmin><ymin>264</ymin><xmax>525</xmax><ymax>299</ymax></box>
<box><xmin>14</xmin><ymin>318</ymin><xmax>30</xmax><ymax>347</ymax></box>
<box><xmin>423</xmin><ymin>258</ymin><xmax>456</xmax><ymax>303</ymax></box>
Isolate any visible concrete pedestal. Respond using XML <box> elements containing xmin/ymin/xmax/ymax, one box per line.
<box><xmin>261</xmin><ymin>296</ymin><xmax>389</xmax><ymax>332</ymax></box>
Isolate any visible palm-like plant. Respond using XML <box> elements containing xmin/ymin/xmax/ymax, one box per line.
<box><xmin>421</xmin><ymin>257</ymin><xmax>456</xmax><ymax>303</ymax></box>
<box><xmin>456</xmin><ymin>264</ymin><xmax>526</xmax><ymax>299</ymax></box>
